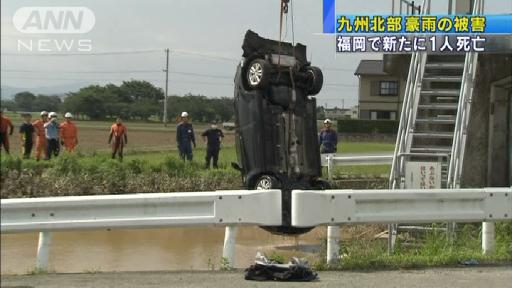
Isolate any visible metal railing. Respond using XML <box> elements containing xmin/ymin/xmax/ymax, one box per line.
<box><xmin>2</xmin><ymin>186</ymin><xmax>510</xmax><ymax>269</ymax></box>
<box><xmin>322</xmin><ymin>154</ymin><xmax>393</xmax><ymax>180</ymax></box>
<box><xmin>293</xmin><ymin>186</ymin><xmax>511</xmax><ymax>263</ymax></box>
<box><xmin>1</xmin><ymin>190</ymin><xmax>282</xmax><ymax>270</ymax></box>
<box><xmin>447</xmin><ymin>0</ymin><xmax>483</xmax><ymax>189</ymax></box>
<box><xmin>392</xmin><ymin>0</ymin><xmax>422</xmax><ymax>15</ymax></box>
<box><xmin>389</xmin><ymin>0</ymin><xmax>431</xmax><ymax>190</ymax></box>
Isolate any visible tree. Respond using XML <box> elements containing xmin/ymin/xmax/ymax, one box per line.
<box><xmin>0</xmin><ymin>100</ymin><xmax>18</xmax><ymax>112</ymax></box>
<box><xmin>120</xmin><ymin>80</ymin><xmax>164</xmax><ymax>120</ymax></box>
<box><xmin>63</xmin><ymin>85</ymin><xmax>106</xmax><ymax>120</ymax></box>
<box><xmin>32</xmin><ymin>95</ymin><xmax>62</xmax><ymax>112</ymax></box>
<box><xmin>120</xmin><ymin>80</ymin><xmax>164</xmax><ymax>102</ymax></box>
<box><xmin>14</xmin><ymin>91</ymin><xmax>36</xmax><ymax>111</ymax></box>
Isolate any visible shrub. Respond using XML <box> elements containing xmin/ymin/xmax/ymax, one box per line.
<box><xmin>337</xmin><ymin>119</ymin><xmax>398</xmax><ymax>134</ymax></box>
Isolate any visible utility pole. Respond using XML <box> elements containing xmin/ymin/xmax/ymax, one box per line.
<box><xmin>163</xmin><ymin>48</ymin><xmax>169</xmax><ymax>126</ymax></box>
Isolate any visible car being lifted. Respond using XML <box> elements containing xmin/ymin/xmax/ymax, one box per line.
<box><xmin>232</xmin><ymin>30</ymin><xmax>328</xmax><ymax>234</ymax></box>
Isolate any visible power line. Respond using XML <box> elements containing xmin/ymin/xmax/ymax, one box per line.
<box><xmin>170</xmin><ymin>49</ymin><xmax>238</xmax><ymax>62</ymax></box>
<box><xmin>2</xmin><ymin>68</ymin><xmax>233</xmax><ymax>78</ymax></box>
<box><xmin>2</xmin><ymin>69</ymin><xmax>234</xmax><ymax>81</ymax></box>
<box><xmin>170</xmin><ymin>71</ymin><xmax>232</xmax><ymax>79</ymax></box>
<box><xmin>1</xmin><ymin>48</ymin><xmax>239</xmax><ymax>62</ymax></box>
<box><xmin>1</xmin><ymin>75</ymin><xmax>234</xmax><ymax>87</ymax></box>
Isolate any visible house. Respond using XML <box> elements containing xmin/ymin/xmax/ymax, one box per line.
<box><xmin>354</xmin><ymin>59</ymin><xmax>406</xmax><ymax>120</ymax></box>
<box><xmin>324</xmin><ymin>107</ymin><xmax>358</xmax><ymax>119</ymax></box>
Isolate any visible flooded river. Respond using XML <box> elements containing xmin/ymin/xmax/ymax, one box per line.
<box><xmin>1</xmin><ymin>226</ymin><xmax>328</xmax><ymax>274</ymax></box>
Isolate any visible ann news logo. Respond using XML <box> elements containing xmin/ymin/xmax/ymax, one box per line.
<box><xmin>13</xmin><ymin>7</ymin><xmax>95</xmax><ymax>52</ymax></box>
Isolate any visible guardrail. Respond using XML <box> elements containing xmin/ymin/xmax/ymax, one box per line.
<box><xmin>2</xmin><ymin>187</ymin><xmax>511</xmax><ymax>270</ymax></box>
<box><xmin>321</xmin><ymin>154</ymin><xmax>393</xmax><ymax>180</ymax></box>
<box><xmin>292</xmin><ymin>188</ymin><xmax>511</xmax><ymax>226</ymax></box>
<box><xmin>1</xmin><ymin>190</ymin><xmax>282</xmax><ymax>270</ymax></box>
<box><xmin>292</xmin><ymin>187</ymin><xmax>512</xmax><ymax>263</ymax></box>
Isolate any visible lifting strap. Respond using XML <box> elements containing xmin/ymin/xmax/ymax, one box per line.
<box><xmin>278</xmin><ymin>0</ymin><xmax>290</xmax><ymax>67</ymax></box>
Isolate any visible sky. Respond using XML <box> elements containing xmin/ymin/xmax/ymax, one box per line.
<box><xmin>1</xmin><ymin>0</ymin><xmax>511</xmax><ymax>108</ymax></box>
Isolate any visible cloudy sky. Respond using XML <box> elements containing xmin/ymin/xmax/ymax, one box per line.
<box><xmin>1</xmin><ymin>0</ymin><xmax>511</xmax><ymax>107</ymax></box>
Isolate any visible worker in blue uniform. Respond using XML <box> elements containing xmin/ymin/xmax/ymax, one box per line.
<box><xmin>176</xmin><ymin>112</ymin><xmax>196</xmax><ymax>161</ymax></box>
<box><xmin>319</xmin><ymin>119</ymin><xmax>338</xmax><ymax>154</ymax></box>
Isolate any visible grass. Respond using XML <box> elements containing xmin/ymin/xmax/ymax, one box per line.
<box><xmin>0</xmin><ymin>132</ymin><xmax>393</xmax><ymax>198</ymax></box>
<box><xmin>0</xmin><ymin>117</ymin><xmax>394</xmax><ymax>197</ymax></box>
<box><xmin>338</xmin><ymin>142</ymin><xmax>394</xmax><ymax>153</ymax></box>
<box><xmin>326</xmin><ymin>165</ymin><xmax>391</xmax><ymax>179</ymax></box>
<box><xmin>3</xmin><ymin>112</ymin><xmax>393</xmax><ymax>154</ymax></box>
<box><xmin>314</xmin><ymin>223</ymin><xmax>512</xmax><ymax>270</ymax></box>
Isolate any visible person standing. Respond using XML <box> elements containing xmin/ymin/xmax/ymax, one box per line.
<box><xmin>176</xmin><ymin>112</ymin><xmax>195</xmax><ymax>161</ymax></box>
<box><xmin>19</xmin><ymin>113</ymin><xmax>35</xmax><ymax>159</ymax></box>
<box><xmin>109</xmin><ymin>117</ymin><xmax>128</xmax><ymax>160</ymax></box>
<box><xmin>44</xmin><ymin>112</ymin><xmax>60</xmax><ymax>159</ymax></box>
<box><xmin>60</xmin><ymin>112</ymin><xmax>79</xmax><ymax>153</ymax></box>
<box><xmin>33</xmin><ymin>111</ymin><xmax>49</xmax><ymax>161</ymax></box>
<box><xmin>319</xmin><ymin>119</ymin><xmax>338</xmax><ymax>154</ymax></box>
<box><xmin>201</xmin><ymin>121</ymin><xmax>224</xmax><ymax>169</ymax></box>
<box><xmin>0</xmin><ymin>110</ymin><xmax>14</xmax><ymax>154</ymax></box>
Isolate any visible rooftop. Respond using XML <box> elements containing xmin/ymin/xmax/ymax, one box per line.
<box><xmin>354</xmin><ymin>60</ymin><xmax>388</xmax><ymax>76</ymax></box>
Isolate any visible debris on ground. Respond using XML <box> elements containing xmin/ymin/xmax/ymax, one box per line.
<box><xmin>460</xmin><ymin>259</ymin><xmax>480</xmax><ymax>266</ymax></box>
<box><xmin>244</xmin><ymin>252</ymin><xmax>318</xmax><ymax>282</ymax></box>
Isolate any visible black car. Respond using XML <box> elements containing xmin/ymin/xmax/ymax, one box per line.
<box><xmin>232</xmin><ymin>30</ymin><xmax>328</xmax><ymax>234</ymax></box>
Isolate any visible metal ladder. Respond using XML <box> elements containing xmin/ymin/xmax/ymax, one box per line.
<box><xmin>388</xmin><ymin>0</ymin><xmax>483</xmax><ymax>251</ymax></box>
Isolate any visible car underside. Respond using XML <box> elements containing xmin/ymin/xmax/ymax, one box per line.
<box><xmin>232</xmin><ymin>30</ymin><xmax>328</xmax><ymax>235</ymax></box>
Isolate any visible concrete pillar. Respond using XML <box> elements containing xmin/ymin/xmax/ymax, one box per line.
<box><xmin>327</xmin><ymin>154</ymin><xmax>334</xmax><ymax>181</ymax></box>
<box><xmin>482</xmin><ymin>222</ymin><xmax>495</xmax><ymax>254</ymax></box>
<box><xmin>222</xmin><ymin>226</ymin><xmax>238</xmax><ymax>268</ymax></box>
<box><xmin>36</xmin><ymin>232</ymin><xmax>52</xmax><ymax>271</ymax></box>
<box><xmin>326</xmin><ymin>226</ymin><xmax>340</xmax><ymax>264</ymax></box>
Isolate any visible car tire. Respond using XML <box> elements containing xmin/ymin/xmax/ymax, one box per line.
<box><xmin>246</xmin><ymin>59</ymin><xmax>270</xmax><ymax>90</ymax></box>
<box><xmin>254</xmin><ymin>175</ymin><xmax>280</xmax><ymax>190</ymax></box>
<box><xmin>305</xmin><ymin>66</ymin><xmax>323</xmax><ymax>96</ymax></box>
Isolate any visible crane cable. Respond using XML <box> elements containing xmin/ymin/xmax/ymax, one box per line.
<box><xmin>278</xmin><ymin>0</ymin><xmax>290</xmax><ymax>67</ymax></box>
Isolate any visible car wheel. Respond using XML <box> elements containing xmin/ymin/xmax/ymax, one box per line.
<box><xmin>305</xmin><ymin>66</ymin><xmax>323</xmax><ymax>96</ymax></box>
<box><xmin>255</xmin><ymin>175</ymin><xmax>279</xmax><ymax>190</ymax></box>
<box><xmin>246</xmin><ymin>59</ymin><xmax>270</xmax><ymax>90</ymax></box>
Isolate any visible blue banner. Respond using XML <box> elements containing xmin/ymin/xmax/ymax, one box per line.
<box><xmin>322</xmin><ymin>0</ymin><xmax>512</xmax><ymax>34</ymax></box>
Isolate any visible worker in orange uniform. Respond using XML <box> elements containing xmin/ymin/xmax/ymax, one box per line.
<box><xmin>0</xmin><ymin>110</ymin><xmax>14</xmax><ymax>154</ymax></box>
<box><xmin>59</xmin><ymin>112</ymin><xmax>79</xmax><ymax>152</ymax></box>
<box><xmin>33</xmin><ymin>111</ymin><xmax>49</xmax><ymax>161</ymax></box>
<box><xmin>108</xmin><ymin>117</ymin><xmax>128</xmax><ymax>160</ymax></box>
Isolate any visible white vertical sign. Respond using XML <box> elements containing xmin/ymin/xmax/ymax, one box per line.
<box><xmin>405</xmin><ymin>161</ymin><xmax>442</xmax><ymax>189</ymax></box>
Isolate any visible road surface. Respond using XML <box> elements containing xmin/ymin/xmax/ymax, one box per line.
<box><xmin>1</xmin><ymin>267</ymin><xmax>511</xmax><ymax>288</ymax></box>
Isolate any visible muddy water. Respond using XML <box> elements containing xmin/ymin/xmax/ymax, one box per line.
<box><xmin>1</xmin><ymin>226</ymin><xmax>327</xmax><ymax>274</ymax></box>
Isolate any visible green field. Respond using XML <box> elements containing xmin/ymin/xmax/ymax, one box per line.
<box><xmin>1</xmin><ymin>114</ymin><xmax>394</xmax><ymax>157</ymax></box>
<box><xmin>0</xmin><ymin>117</ymin><xmax>395</xmax><ymax>199</ymax></box>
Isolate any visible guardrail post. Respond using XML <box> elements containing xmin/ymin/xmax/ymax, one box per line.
<box><xmin>482</xmin><ymin>222</ymin><xmax>495</xmax><ymax>254</ymax></box>
<box><xmin>36</xmin><ymin>231</ymin><xmax>52</xmax><ymax>271</ymax></box>
<box><xmin>327</xmin><ymin>155</ymin><xmax>334</xmax><ymax>181</ymax></box>
<box><xmin>326</xmin><ymin>226</ymin><xmax>340</xmax><ymax>265</ymax></box>
<box><xmin>222</xmin><ymin>226</ymin><xmax>238</xmax><ymax>268</ymax></box>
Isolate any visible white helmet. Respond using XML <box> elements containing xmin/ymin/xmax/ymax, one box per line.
<box><xmin>65</xmin><ymin>112</ymin><xmax>73</xmax><ymax>118</ymax></box>
<box><xmin>181</xmin><ymin>111</ymin><xmax>189</xmax><ymax>118</ymax></box>
<box><xmin>41</xmin><ymin>111</ymin><xmax>48</xmax><ymax>116</ymax></box>
<box><xmin>324</xmin><ymin>119</ymin><xmax>332</xmax><ymax>124</ymax></box>
<box><xmin>49</xmin><ymin>112</ymin><xmax>57</xmax><ymax>118</ymax></box>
